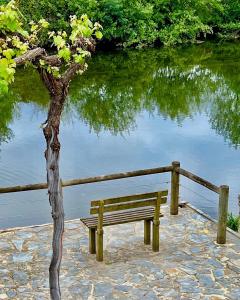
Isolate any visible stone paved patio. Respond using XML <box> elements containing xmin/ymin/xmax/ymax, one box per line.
<box><xmin>0</xmin><ymin>205</ymin><xmax>240</xmax><ymax>300</ymax></box>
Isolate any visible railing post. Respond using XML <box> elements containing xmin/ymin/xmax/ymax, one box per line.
<box><xmin>217</xmin><ymin>185</ymin><xmax>229</xmax><ymax>244</ymax></box>
<box><xmin>171</xmin><ymin>161</ymin><xmax>180</xmax><ymax>215</ymax></box>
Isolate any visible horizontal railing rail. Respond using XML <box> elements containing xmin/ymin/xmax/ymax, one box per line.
<box><xmin>0</xmin><ymin>161</ymin><xmax>229</xmax><ymax>244</ymax></box>
<box><xmin>0</xmin><ymin>166</ymin><xmax>172</xmax><ymax>194</ymax></box>
<box><xmin>179</xmin><ymin>168</ymin><xmax>220</xmax><ymax>194</ymax></box>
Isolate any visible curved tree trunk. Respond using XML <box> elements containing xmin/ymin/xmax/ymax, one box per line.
<box><xmin>46</xmin><ymin>127</ymin><xmax>64</xmax><ymax>300</ymax></box>
<box><xmin>14</xmin><ymin>45</ymin><xmax>94</xmax><ymax>300</ymax></box>
<box><xmin>40</xmin><ymin>70</ymin><xmax>68</xmax><ymax>300</ymax></box>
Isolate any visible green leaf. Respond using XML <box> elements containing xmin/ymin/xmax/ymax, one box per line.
<box><xmin>58</xmin><ymin>47</ymin><xmax>71</xmax><ymax>62</ymax></box>
<box><xmin>39</xmin><ymin>19</ymin><xmax>49</xmax><ymax>29</ymax></box>
<box><xmin>0</xmin><ymin>58</ymin><xmax>9</xmax><ymax>80</ymax></box>
<box><xmin>51</xmin><ymin>68</ymin><xmax>60</xmax><ymax>78</ymax></box>
<box><xmin>39</xmin><ymin>59</ymin><xmax>45</xmax><ymax>66</ymax></box>
<box><xmin>53</xmin><ymin>35</ymin><xmax>66</xmax><ymax>49</ymax></box>
<box><xmin>0</xmin><ymin>58</ymin><xmax>16</xmax><ymax>83</ymax></box>
<box><xmin>95</xmin><ymin>31</ymin><xmax>103</xmax><ymax>40</ymax></box>
<box><xmin>31</xmin><ymin>24</ymin><xmax>38</xmax><ymax>32</ymax></box>
<box><xmin>73</xmin><ymin>54</ymin><xmax>84</xmax><ymax>64</ymax></box>
<box><xmin>3</xmin><ymin>48</ymin><xmax>15</xmax><ymax>59</ymax></box>
<box><xmin>0</xmin><ymin>79</ymin><xmax>8</xmax><ymax>94</ymax></box>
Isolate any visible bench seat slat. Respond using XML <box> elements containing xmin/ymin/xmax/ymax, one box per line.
<box><xmin>83</xmin><ymin>212</ymin><xmax>156</xmax><ymax>226</ymax></box>
<box><xmin>81</xmin><ymin>208</ymin><xmax>163</xmax><ymax>228</ymax></box>
<box><xmin>84</xmin><ymin>207</ymin><xmax>155</xmax><ymax>222</ymax></box>
<box><xmin>82</xmin><ymin>208</ymin><xmax>156</xmax><ymax>225</ymax></box>
<box><xmin>82</xmin><ymin>214</ymin><xmax>162</xmax><ymax>228</ymax></box>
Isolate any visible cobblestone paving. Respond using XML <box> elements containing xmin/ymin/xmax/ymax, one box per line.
<box><xmin>0</xmin><ymin>206</ymin><xmax>239</xmax><ymax>299</ymax></box>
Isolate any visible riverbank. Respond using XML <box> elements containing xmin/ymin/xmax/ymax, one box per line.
<box><xmin>1</xmin><ymin>0</ymin><xmax>239</xmax><ymax>48</ymax></box>
<box><xmin>0</xmin><ymin>204</ymin><xmax>239</xmax><ymax>299</ymax></box>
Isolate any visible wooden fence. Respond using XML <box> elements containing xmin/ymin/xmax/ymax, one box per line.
<box><xmin>0</xmin><ymin>161</ymin><xmax>229</xmax><ymax>244</ymax></box>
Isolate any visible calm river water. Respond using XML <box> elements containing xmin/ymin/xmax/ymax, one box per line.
<box><xmin>0</xmin><ymin>42</ymin><xmax>239</xmax><ymax>229</ymax></box>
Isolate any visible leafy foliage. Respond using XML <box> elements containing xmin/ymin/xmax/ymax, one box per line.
<box><xmin>0</xmin><ymin>0</ymin><xmax>102</xmax><ymax>92</ymax></box>
<box><xmin>0</xmin><ymin>0</ymin><xmax>239</xmax><ymax>47</ymax></box>
<box><xmin>0</xmin><ymin>1</ymin><xmax>49</xmax><ymax>92</ymax></box>
<box><xmin>227</xmin><ymin>213</ymin><xmax>240</xmax><ymax>232</ymax></box>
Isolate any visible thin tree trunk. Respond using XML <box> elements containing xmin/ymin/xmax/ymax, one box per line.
<box><xmin>46</xmin><ymin>130</ymin><xmax>64</xmax><ymax>300</ymax></box>
<box><xmin>14</xmin><ymin>43</ymin><xmax>95</xmax><ymax>300</ymax></box>
<box><xmin>44</xmin><ymin>96</ymin><xmax>65</xmax><ymax>300</ymax></box>
<box><xmin>40</xmin><ymin>70</ymin><xmax>68</xmax><ymax>300</ymax></box>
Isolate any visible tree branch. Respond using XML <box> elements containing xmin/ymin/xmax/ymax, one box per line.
<box><xmin>14</xmin><ymin>48</ymin><xmax>62</xmax><ymax>67</ymax></box>
<box><xmin>44</xmin><ymin>55</ymin><xmax>62</xmax><ymax>67</ymax></box>
<box><xmin>14</xmin><ymin>47</ymin><xmax>46</xmax><ymax>65</ymax></box>
<box><xmin>62</xmin><ymin>63</ymin><xmax>85</xmax><ymax>85</ymax></box>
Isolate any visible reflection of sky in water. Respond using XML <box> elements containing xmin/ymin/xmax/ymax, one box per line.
<box><xmin>0</xmin><ymin>42</ymin><xmax>240</xmax><ymax>228</ymax></box>
<box><xmin>0</xmin><ymin>102</ymin><xmax>239</xmax><ymax>229</ymax></box>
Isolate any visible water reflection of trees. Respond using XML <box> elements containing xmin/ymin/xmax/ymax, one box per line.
<box><xmin>1</xmin><ymin>42</ymin><xmax>240</xmax><ymax>147</ymax></box>
<box><xmin>70</xmin><ymin>47</ymin><xmax>213</xmax><ymax>130</ymax></box>
<box><xmin>210</xmin><ymin>91</ymin><xmax>240</xmax><ymax>148</ymax></box>
<box><xmin>0</xmin><ymin>67</ymin><xmax>49</xmax><ymax>145</ymax></box>
<box><xmin>0</xmin><ymin>93</ymin><xmax>15</xmax><ymax>143</ymax></box>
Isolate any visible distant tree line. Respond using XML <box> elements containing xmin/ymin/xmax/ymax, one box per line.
<box><xmin>0</xmin><ymin>0</ymin><xmax>239</xmax><ymax>47</ymax></box>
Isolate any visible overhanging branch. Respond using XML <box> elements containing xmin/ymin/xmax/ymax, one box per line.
<box><xmin>14</xmin><ymin>47</ymin><xmax>46</xmax><ymax>65</ymax></box>
<box><xmin>14</xmin><ymin>45</ymin><xmax>91</xmax><ymax>87</ymax></box>
<box><xmin>14</xmin><ymin>49</ymin><xmax>61</xmax><ymax>67</ymax></box>
<box><xmin>44</xmin><ymin>55</ymin><xmax>62</xmax><ymax>66</ymax></box>
<box><xmin>62</xmin><ymin>63</ymin><xmax>85</xmax><ymax>85</ymax></box>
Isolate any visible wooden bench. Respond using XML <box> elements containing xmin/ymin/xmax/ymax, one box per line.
<box><xmin>81</xmin><ymin>190</ymin><xmax>168</xmax><ymax>261</ymax></box>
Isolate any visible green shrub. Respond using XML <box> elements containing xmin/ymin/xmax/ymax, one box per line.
<box><xmin>1</xmin><ymin>0</ymin><xmax>239</xmax><ymax>47</ymax></box>
<box><xmin>227</xmin><ymin>213</ymin><xmax>240</xmax><ymax>232</ymax></box>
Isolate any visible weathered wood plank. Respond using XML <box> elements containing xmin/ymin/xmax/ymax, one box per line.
<box><xmin>0</xmin><ymin>183</ymin><xmax>48</xmax><ymax>194</ymax></box>
<box><xmin>82</xmin><ymin>207</ymin><xmax>159</xmax><ymax>221</ymax></box>
<box><xmin>90</xmin><ymin>198</ymin><xmax>167</xmax><ymax>214</ymax></box>
<box><xmin>82</xmin><ymin>213</ymin><xmax>163</xmax><ymax>228</ymax></box>
<box><xmin>91</xmin><ymin>190</ymin><xmax>168</xmax><ymax>207</ymax></box>
<box><xmin>144</xmin><ymin>220</ymin><xmax>151</xmax><ymax>245</ymax></box>
<box><xmin>81</xmin><ymin>208</ymin><xmax>156</xmax><ymax>224</ymax></box>
<box><xmin>171</xmin><ymin>161</ymin><xmax>180</xmax><ymax>215</ymax></box>
<box><xmin>82</xmin><ymin>211</ymin><xmax>156</xmax><ymax>227</ymax></box>
<box><xmin>89</xmin><ymin>215</ymin><xmax>157</xmax><ymax>227</ymax></box>
<box><xmin>179</xmin><ymin>168</ymin><xmax>220</xmax><ymax>194</ymax></box>
<box><xmin>217</xmin><ymin>185</ymin><xmax>229</xmax><ymax>244</ymax></box>
<box><xmin>81</xmin><ymin>210</ymin><xmax>154</xmax><ymax>222</ymax></box>
<box><xmin>82</xmin><ymin>210</ymin><xmax>155</xmax><ymax>225</ymax></box>
<box><xmin>82</xmin><ymin>207</ymin><xmax>156</xmax><ymax>221</ymax></box>
<box><xmin>89</xmin><ymin>228</ymin><xmax>96</xmax><ymax>254</ymax></box>
<box><xmin>0</xmin><ymin>166</ymin><xmax>172</xmax><ymax>194</ymax></box>
<box><xmin>83</xmin><ymin>212</ymin><xmax>156</xmax><ymax>226</ymax></box>
<box><xmin>63</xmin><ymin>166</ymin><xmax>172</xmax><ymax>187</ymax></box>
<box><xmin>152</xmin><ymin>193</ymin><xmax>161</xmax><ymax>251</ymax></box>
<box><xmin>96</xmin><ymin>201</ymin><xmax>104</xmax><ymax>261</ymax></box>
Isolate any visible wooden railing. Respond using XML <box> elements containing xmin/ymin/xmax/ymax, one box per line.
<box><xmin>171</xmin><ymin>162</ymin><xmax>229</xmax><ymax>244</ymax></box>
<box><xmin>0</xmin><ymin>161</ymin><xmax>229</xmax><ymax>244</ymax></box>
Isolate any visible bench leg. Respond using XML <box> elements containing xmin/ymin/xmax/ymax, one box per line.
<box><xmin>96</xmin><ymin>229</ymin><xmax>104</xmax><ymax>262</ymax></box>
<box><xmin>89</xmin><ymin>228</ymin><xmax>96</xmax><ymax>254</ymax></box>
<box><xmin>144</xmin><ymin>220</ymin><xmax>151</xmax><ymax>245</ymax></box>
<box><xmin>152</xmin><ymin>220</ymin><xmax>160</xmax><ymax>252</ymax></box>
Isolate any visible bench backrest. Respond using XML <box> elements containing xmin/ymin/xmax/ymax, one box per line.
<box><xmin>90</xmin><ymin>190</ymin><xmax>168</xmax><ymax>215</ymax></box>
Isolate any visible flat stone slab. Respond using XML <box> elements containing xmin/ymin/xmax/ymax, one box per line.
<box><xmin>0</xmin><ymin>205</ymin><xmax>239</xmax><ymax>299</ymax></box>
